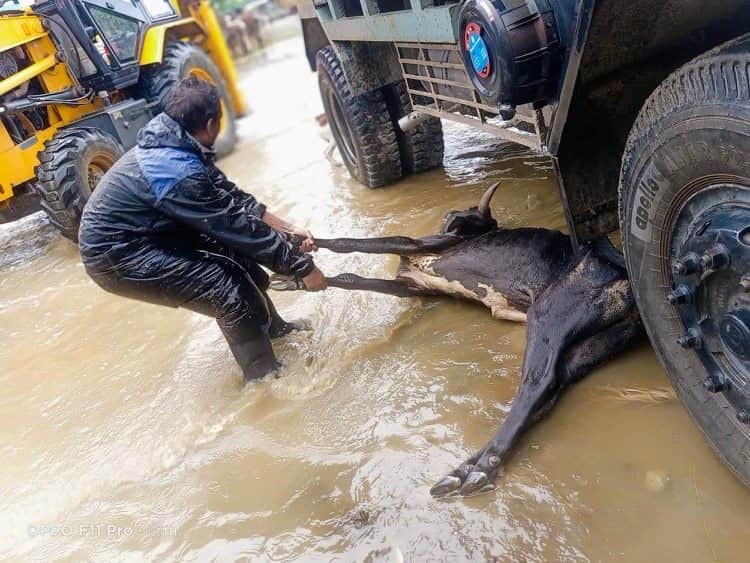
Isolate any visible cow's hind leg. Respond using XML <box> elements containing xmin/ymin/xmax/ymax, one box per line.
<box><xmin>431</xmin><ymin>252</ymin><xmax>637</xmax><ymax>497</ymax></box>
<box><xmin>270</xmin><ymin>272</ymin><xmax>433</xmax><ymax>298</ymax></box>
<box><xmin>326</xmin><ymin>273</ymin><xmax>433</xmax><ymax>297</ymax></box>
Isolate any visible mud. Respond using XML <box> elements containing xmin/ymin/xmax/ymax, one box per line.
<box><xmin>1</xmin><ymin>31</ymin><xmax>749</xmax><ymax>561</ymax></box>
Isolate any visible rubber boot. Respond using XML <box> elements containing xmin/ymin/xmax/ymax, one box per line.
<box><xmin>265</xmin><ymin>292</ymin><xmax>311</xmax><ymax>339</ymax></box>
<box><xmin>220</xmin><ymin>321</ymin><xmax>280</xmax><ymax>382</ymax></box>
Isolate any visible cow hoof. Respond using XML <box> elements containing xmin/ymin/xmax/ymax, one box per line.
<box><xmin>430</xmin><ymin>475</ymin><xmax>462</xmax><ymax>497</ymax></box>
<box><xmin>459</xmin><ymin>471</ymin><xmax>488</xmax><ymax>495</ymax></box>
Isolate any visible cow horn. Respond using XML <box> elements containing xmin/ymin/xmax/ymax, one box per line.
<box><xmin>478</xmin><ymin>182</ymin><xmax>501</xmax><ymax>218</ymax></box>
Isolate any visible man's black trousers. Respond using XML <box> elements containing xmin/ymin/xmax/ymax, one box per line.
<box><xmin>86</xmin><ymin>237</ymin><xmax>279</xmax><ymax>380</ymax></box>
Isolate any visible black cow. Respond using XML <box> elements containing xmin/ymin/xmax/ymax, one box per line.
<box><xmin>272</xmin><ymin>183</ymin><xmax>643</xmax><ymax>496</ymax></box>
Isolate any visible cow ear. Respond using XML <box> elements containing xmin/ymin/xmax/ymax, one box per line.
<box><xmin>441</xmin><ymin>211</ymin><xmax>463</xmax><ymax>234</ymax></box>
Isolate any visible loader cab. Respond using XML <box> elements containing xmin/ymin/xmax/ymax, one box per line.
<box><xmin>34</xmin><ymin>0</ymin><xmax>179</xmax><ymax>91</ymax></box>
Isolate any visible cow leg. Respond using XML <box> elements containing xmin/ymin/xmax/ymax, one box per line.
<box><xmin>270</xmin><ymin>272</ymin><xmax>433</xmax><ymax>298</ymax></box>
<box><xmin>316</xmin><ymin>235</ymin><xmax>463</xmax><ymax>256</ymax></box>
<box><xmin>326</xmin><ymin>273</ymin><xmax>433</xmax><ymax>297</ymax></box>
<box><xmin>431</xmin><ymin>252</ymin><xmax>636</xmax><ymax>497</ymax></box>
<box><xmin>559</xmin><ymin>311</ymin><xmax>643</xmax><ymax>384</ymax></box>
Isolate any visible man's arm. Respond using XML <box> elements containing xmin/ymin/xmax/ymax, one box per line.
<box><xmin>207</xmin><ymin>166</ymin><xmax>267</xmax><ymax>218</ymax></box>
<box><xmin>208</xmin><ymin>166</ymin><xmax>317</xmax><ymax>251</ymax></box>
<box><xmin>156</xmin><ymin>172</ymin><xmax>317</xmax><ymax>279</ymax></box>
<box><xmin>209</xmin><ymin>166</ymin><xmax>318</xmax><ymax>252</ymax></box>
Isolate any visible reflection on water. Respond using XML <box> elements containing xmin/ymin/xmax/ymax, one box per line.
<box><xmin>1</xmin><ymin>30</ymin><xmax>749</xmax><ymax>562</ymax></box>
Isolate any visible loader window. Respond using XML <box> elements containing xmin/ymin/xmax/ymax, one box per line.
<box><xmin>140</xmin><ymin>0</ymin><xmax>175</xmax><ymax>20</ymax></box>
<box><xmin>89</xmin><ymin>6</ymin><xmax>139</xmax><ymax>62</ymax></box>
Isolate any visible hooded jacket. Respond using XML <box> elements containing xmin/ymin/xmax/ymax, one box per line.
<box><xmin>79</xmin><ymin>113</ymin><xmax>314</xmax><ymax>278</ymax></box>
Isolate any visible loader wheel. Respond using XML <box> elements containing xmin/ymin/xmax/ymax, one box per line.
<box><xmin>36</xmin><ymin>128</ymin><xmax>123</xmax><ymax>242</ymax></box>
<box><xmin>383</xmin><ymin>80</ymin><xmax>444</xmax><ymax>175</ymax></box>
<box><xmin>619</xmin><ymin>36</ymin><xmax>750</xmax><ymax>487</ymax></box>
<box><xmin>140</xmin><ymin>42</ymin><xmax>237</xmax><ymax>158</ymax></box>
<box><xmin>317</xmin><ymin>46</ymin><xmax>401</xmax><ymax>188</ymax></box>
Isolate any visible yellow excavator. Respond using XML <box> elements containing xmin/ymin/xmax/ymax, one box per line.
<box><xmin>0</xmin><ymin>0</ymin><xmax>246</xmax><ymax>240</ymax></box>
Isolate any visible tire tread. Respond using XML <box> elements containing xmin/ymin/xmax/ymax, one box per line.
<box><xmin>317</xmin><ymin>46</ymin><xmax>401</xmax><ymax>188</ymax></box>
<box><xmin>384</xmin><ymin>80</ymin><xmax>444</xmax><ymax>175</ymax></box>
<box><xmin>35</xmin><ymin>128</ymin><xmax>123</xmax><ymax>242</ymax></box>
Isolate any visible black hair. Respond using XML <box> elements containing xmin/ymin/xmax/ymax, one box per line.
<box><xmin>163</xmin><ymin>76</ymin><xmax>221</xmax><ymax>135</ymax></box>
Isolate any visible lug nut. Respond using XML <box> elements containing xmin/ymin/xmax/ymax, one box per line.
<box><xmin>699</xmin><ymin>244</ymin><xmax>731</xmax><ymax>273</ymax></box>
<box><xmin>667</xmin><ymin>284</ymin><xmax>692</xmax><ymax>305</ymax></box>
<box><xmin>737</xmin><ymin>409</ymin><xmax>750</xmax><ymax>425</ymax></box>
<box><xmin>741</xmin><ymin>275</ymin><xmax>750</xmax><ymax>293</ymax></box>
<box><xmin>703</xmin><ymin>374</ymin><xmax>726</xmax><ymax>393</ymax></box>
<box><xmin>672</xmin><ymin>253</ymin><xmax>701</xmax><ymax>276</ymax></box>
<box><xmin>677</xmin><ymin>328</ymin><xmax>702</xmax><ymax>349</ymax></box>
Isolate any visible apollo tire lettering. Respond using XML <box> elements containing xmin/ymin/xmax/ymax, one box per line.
<box><xmin>629</xmin><ymin>160</ymin><xmax>671</xmax><ymax>242</ymax></box>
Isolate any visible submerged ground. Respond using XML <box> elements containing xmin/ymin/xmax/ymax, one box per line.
<box><xmin>1</xmin><ymin>27</ymin><xmax>749</xmax><ymax>562</ymax></box>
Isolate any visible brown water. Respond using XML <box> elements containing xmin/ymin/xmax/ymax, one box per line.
<box><xmin>2</xmin><ymin>31</ymin><xmax>749</xmax><ymax>562</ymax></box>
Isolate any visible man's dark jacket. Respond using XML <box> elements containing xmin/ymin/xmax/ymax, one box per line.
<box><xmin>79</xmin><ymin>113</ymin><xmax>313</xmax><ymax>278</ymax></box>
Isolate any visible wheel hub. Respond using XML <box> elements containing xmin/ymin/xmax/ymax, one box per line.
<box><xmin>721</xmin><ymin>311</ymin><xmax>750</xmax><ymax>361</ymax></box>
<box><xmin>669</xmin><ymin>183</ymin><xmax>750</xmax><ymax>420</ymax></box>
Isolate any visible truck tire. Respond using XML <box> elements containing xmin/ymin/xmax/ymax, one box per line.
<box><xmin>619</xmin><ymin>35</ymin><xmax>750</xmax><ymax>486</ymax></box>
<box><xmin>317</xmin><ymin>46</ymin><xmax>401</xmax><ymax>188</ymax></box>
<box><xmin>383</xmin><ymin>80</ymin><xmax>444</xmax><ymax>175</ymax></box>
<box><xmin>36</xmin><ymin>128</ymin><xmax>123</xmax><ymax>242</ymax></box>
<box><xmin>139</xmin><ymin>42</ymin><xmax>237</xmax><ymax>158</ymax></box>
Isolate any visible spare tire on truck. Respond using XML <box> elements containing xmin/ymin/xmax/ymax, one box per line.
<box><xmin>140</xmin><ymin>42</ymin><xmax>238</xmax><ymax>158</ymax></box>
<box><xmin>35</xmin><ymin>128</ymin><xmax>123</xmax><ymax>242</ymax></box>
<box><xmin>619</xmin><ymin>36</ymin><xmax>750</xmax><ymax>486</ymax></box>
<box><xmin>316</xmin><ymin>45</ymin><xmax>402</xmax><ymax>188</ymax></box>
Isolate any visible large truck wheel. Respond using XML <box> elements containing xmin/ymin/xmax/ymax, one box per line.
<box><xmin>140</xmin><ymin>42</ymin><xmax>237</xmax><ymax>158</ymax></box>
<box><xmin>36</xmin><ymin>128</ymin><xmax>123</xmax><ymax>242</ymax></box>
<box><xmin>316</xmin><ymin>46</ymin><xmax>401</xmax><ymax>188</ymax></box>
<box><xmin>383</xmin><ymin>80</ymin><xmax>444</xmax><ymax>175</ymax></box>
<box><xmin>619</xmin><ymin>36</ymin><xmax>750</xmax><ymax>486</ymax></box>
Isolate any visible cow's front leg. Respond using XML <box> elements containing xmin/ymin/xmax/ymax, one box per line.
<box><xmin>431</xmin><ymin>252</ymin><xmax>635</xmax><ymax>497</ymax></box>
<box><xmin>315</xmin><ymin>234</ymin><xmax>463</xmax><ymax>255</ymax></box>
<box><xmin>430</xmin><ymin>338</ymin><xmax>562</xmax><ymax>497</ymax></box>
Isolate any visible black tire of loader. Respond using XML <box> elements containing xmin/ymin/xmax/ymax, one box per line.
<box><xmin>619</xmin><ymin>35</ymin><xmax>750</xmax><ymax>486</ymax></box>
<box><xmin>383</xmin><ymin>80</ymin><xmax>444</xmax><ymax>175</ymax></box>
<box><xmin>139</xmin><ymin>42</ymin><xmax>237</xmax><ymax>158</ymax></box>
<box><xmin>316</xmin><ymin>46</ymin><xmax>401</xmax><ymax>188</ymax></box>
<box><xmin>36</xmin><ymin>128</ymin><xmax>123</xmax><ymax>242</ymax></box>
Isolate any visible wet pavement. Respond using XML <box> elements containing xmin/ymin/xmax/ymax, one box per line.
<box><xmin>1</xmin><ymin>29</ymin><xmax>749</xmax><ymax>562</ymax></box>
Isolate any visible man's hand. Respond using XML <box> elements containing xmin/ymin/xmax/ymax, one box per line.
<box><xmin>302</xmin><ymin>266</ymin><xmax>327</xmax><ymax>291</ymax></box>
<box><xmin>290</xmin><ymin>227</ymin><xmax>317</xmax><ymax>252</ymax></box>
<box><xmin>261</xmin><ymin>211</ymin><xmax>318</xmax><ymax>252</ymax></box>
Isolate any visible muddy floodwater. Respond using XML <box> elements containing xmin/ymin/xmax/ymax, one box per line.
<box><xmin>2</xmin><ymin>30</ymin><xmax>750</xmax><ymax>562</ymax></box>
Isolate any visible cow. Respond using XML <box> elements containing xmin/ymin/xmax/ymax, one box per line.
<box><xmin>270</xmin><ymin>183</ymin><xmax>643</xmax><ymax>497</ymax></box>
<box><xmin>240</xmin><ymin>9</ymin><xmax>264</xmax><ymax>51</ymax></box>
<box><xmin>223</xmin><ymin>13</ymin><xmax>250</xmax><ymax>58</ymax></box>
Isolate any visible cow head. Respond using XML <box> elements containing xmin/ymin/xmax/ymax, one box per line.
<box><xmin>441</xmin><ymin>182</ymin><xmax>500</xmax><ymax>237</ymax></box>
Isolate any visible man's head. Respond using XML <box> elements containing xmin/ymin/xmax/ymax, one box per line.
<box><xmin>164</xmin><ymin>76</ymin><xmax>222</xmax><ymax>148</ymax></box>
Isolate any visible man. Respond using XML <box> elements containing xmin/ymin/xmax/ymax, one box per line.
<box><xmin>79</xmin><ymin>76</ymin><xmax>326</xmax><ymax>381</ymax></box>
